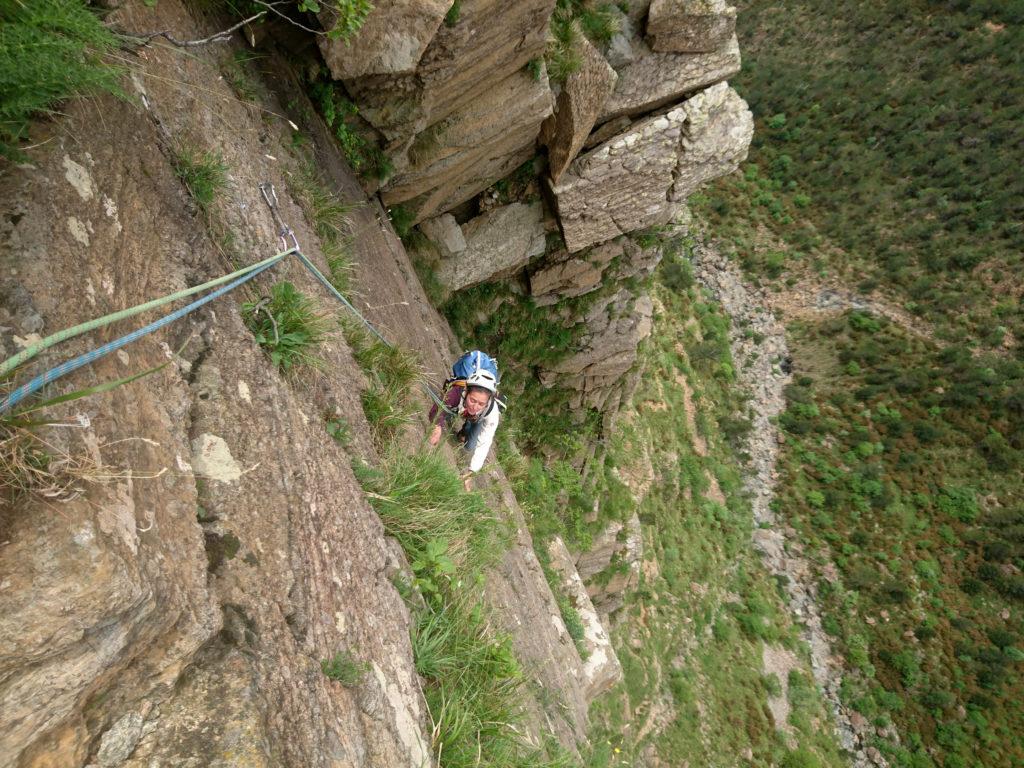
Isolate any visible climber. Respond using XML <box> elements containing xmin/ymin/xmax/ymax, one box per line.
<box><xmin>428</xmin><ymin>351</ymin><xmax>502</xmax><ymax>491</ymax></box>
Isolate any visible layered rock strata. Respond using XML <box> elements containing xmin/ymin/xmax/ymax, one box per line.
<box><xmin>550</xmin><ymin>82</ymin><xmax>752</xmax><ymax>253</ymax></box>
<box><xmin>646</xmin><ymin>0</ymin><xmax>737</xmax><ymax>53</ymax></box>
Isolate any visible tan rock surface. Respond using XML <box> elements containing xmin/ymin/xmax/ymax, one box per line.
<box><xmin>647</xmin><ymin>0</ymin><xmax>737</xmax><ymax>53</ymax></box>
<box><xmin>543</xmin><ymin>36</ymin><xmax>618</xmax><ymax>184</ymax></box>
<box><xmin>0</xmin><ymin>4</ymin><xmax>430</xmax><ymax>765</ymax></box>
<box><xmin>434</xmin><ymin>202</ymin><xmax>546</xmax><ymax>292</ymax></box>
<box><xmin>599</xmin><ymin>35</ymin><xmax>741</xmax><ymax>122</ymax></box>
<box><xmin>344</xmin><ymin>0</ymin><xmax>556</xmax><ymax>142</ymax></box>
<box><xmin>380</xmin><ymin>68</ymin><xmax>552</xmax><ymax>221</ymax></box>
<box><xmin>551</xmin><ymin>82</ymin><xmax>751</xmax><ymax>253</ymax></box>
<box><xmin>318</xmin><ymin>0</ymin><xmax>450</xmax><ymax>78</ymax></box>
<box><xmin>548</xmin><ymin>536</ymin><xmax>624</xmax><ymax>700</ymax></box>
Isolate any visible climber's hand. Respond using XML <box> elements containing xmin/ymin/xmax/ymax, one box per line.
<box><xmin>429</xmin><ymin>424</ymin><xmax>443</xmax><ymax>447</ymax></box>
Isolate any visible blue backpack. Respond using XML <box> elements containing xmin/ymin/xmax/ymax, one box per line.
<box><xmin>450</xmin><ymin>350</ymin><xmax>500</xmax><ymax>384</ymax></box>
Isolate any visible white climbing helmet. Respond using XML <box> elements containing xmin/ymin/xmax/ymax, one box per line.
<box><xmin>465</xmin><ymin>369</ymin><xmax>498</xmax><ymax>395</ymax></box>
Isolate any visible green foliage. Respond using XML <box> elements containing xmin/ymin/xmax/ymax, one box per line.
<box><xmin>300</xmin><ymin>0</ymin><xmax>373</xmax><ymax>42</ymax></box>
<box><xmin>289</xmin><ymin>161</ymin><xmax>355</xmax><ymax>296</ymax></box>
<box><xmin>357</xmin><ymin>449</ymin><xmax>564</xmax><ymax>768</ymax></box>
<box><xmin>242</xmin><ymin>282</ymin><xmax>333</xmax><ymax>373</ymax></box>
<box><xmin>308</xmin><ymin>77</ymin><xmax>392</xmax><ymax>181</ymax></box>
<box><xmin>444</xmin><ymin>0</ymin><xmax>460</xmax><ymax>27</ymax></box>
<box><xmin>321</xmin><ymin>649</ymin><xmax>369</xmax><ymax>686</ymax></box>
<box><xmin>340</xmin><ymin>316</ymin><xmax>420</xmax><ymax>447</ymax></box>
<box><xmin>221</xmin><ymin>50</ymin><xmax>261</xmax><ymax>102</ymax></box>
<box><xmin>0</xmin><ymin>0</ymin><xmax>124</xmax><ymax>158</ymax></box>
<box><xmin>172</xmin><ymin>146</ymin><xmax>228</xmax><ymax>211</ymax></box>
<box><xmin>386</xmin><ymin>204</ymin><xmax>415</xmax><ymax>242</ymax></box>
<box><xmin>324</xmin><ymin>415</ymin><xmax>351</xmax><ymax>446</ymax></box>
<box><xmin>526</xmin><ymin>57</ymin><xmax>544</xmax><ymax>82</ymax></box>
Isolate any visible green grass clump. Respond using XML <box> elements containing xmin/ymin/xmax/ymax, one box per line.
<box><xmin>0</xmin><ymin>0</ymin><xmax>124</xmax><ymax>158</ymax></box>
<box><xmin>358</xmin><ymin>449</ymin><xmax>564</xmax><ymax>768</ymax></box>
<box><xmin>386</xmin><ymin>204</ymin><xmax>416</xmax><ymax>243</ymax></box>
<box><xmin>308</xmin><ymin>78</ymin><xmax>393</xmax><ymax>182</ymax></box>
<box><xmin>545</xmin><ymin>12</ymin><xmax>582</xmax><ymax>85</ymax></box>
<box><xmin>172</xmin><ymin>147</ymin><xmax>228</xmax><ymax>212</ymax></box>
<box><xmin>242</xmin><ymin>281</ymin><xmax>333</xmax><ymax>373</ymax></box>
<box><xmin>321</xmin><ymin>649</ymin><xmax>369</xmax><ymax>686</ymax></box>
<box><xmin>444</xmin><ymin>0</ymin><xmax>461</xmax><ymax>27</ymax></box>
<box><xmin>289</xmin><ymin>161</ymin><xmax>355</xmax><ymax>296</ymax></box>
<box><xmin>359</xmin><ymin>449</ymin><xmax>503</xmax><ymax>568</ymax></box>
<box><xmin>340</xmin><ymin>316</ymin><xmax>421</xmax><ymax>447</ymax></box>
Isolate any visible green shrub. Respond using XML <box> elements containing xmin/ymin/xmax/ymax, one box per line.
<box><xmin>242</xmin><ymin>281</ymin><xmax>333</xmax><ymax>373</ymax></box>
<box><xmin>321</xmin><ymin>649</ymin><xmax>369</xmax><ymax>686</ymax></box>
<box><xmin>301</xmin><ymin>0</ymin><xmax>373</xmax><ymax>42</ymax></box>
<box><xmin>172</xmin><ymin>147</ymin><xmax>228</xmax><ymax>211</ymax></box>
<box><xmin>0</xmin><ymin>0</ymin><xmax>124</xmax><ymax>158</ymax></box>
<box><xmin>444</xmin><ymin>0</ymin><xmax>461</xmax><ymax>26</ymax></box>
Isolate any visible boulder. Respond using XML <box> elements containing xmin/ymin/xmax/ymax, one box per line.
<box><xmin>551</xmin><ymin>82</ymin><xmax>751</xmax><ymax>253</ymax></box>
<box><xmin>529</xmin><ymin>240</ymin><xmax>623</xmax><ymax>305</ymax></box>
<box><xmin>380</xmin><ymin>67</ymin><xmax>552</xmax><ymax>222</ymax></box>
<box><xmin>550</xmin><ymin>106</ymin><xmax>686</xmax><ymax>253</ymax></box>
<box><xmin>317</xmin><ymin>0</ymin><xmax>450</xmax><ymax>78</ymax></box>
<box><xmin>542</xmin><ymin>36</ymin><xmax>618</xmax><ymax>184</ymax></box>
<box><xmin>573</xmin><ymin>514</ymin><xmax>643</xmax><ymax>616</ymax></box>
<box><xmin>646</xmin><ymin>0</ymin><xmax>737</xmax><ymax>53</ymax></box>
<box><xmin>547</xmin><ymin>536</ymin><xmax>624</xmax><ymax>701</ymax></box>
<box><xmin>672</xmin><ymin>81</ymin><xmax>754</xmax><ymax>200</ymax></box>
<box><xmin>434</xmin><ymin>202</ymin><xmax>546</xmax><ymax>292</ymax></box>
<box><xmin>419</xmin><ymin>212</ymin><xmax>466</xmax><ymax>256</ymax></box>
<box><xmin>599</xmin><ymin>35</ymin><xmax>740</xmax><ymax>122</ymax></box>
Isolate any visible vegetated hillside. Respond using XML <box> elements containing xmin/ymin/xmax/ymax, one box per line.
<box><xmin>695</xmin><ymin>2</ymin><xmax>1024</xmax><ymax>767</ymax></box>
<box><xmin>451</xmin><ymin>235</ymin><xmax>847</xmax><ymax>768</ymax></box>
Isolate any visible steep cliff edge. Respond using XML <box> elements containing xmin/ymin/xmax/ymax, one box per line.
<box><xmin>0</xmin><ymin>2</ymin><xmax>599</xmax><ymax>765</ymax></box>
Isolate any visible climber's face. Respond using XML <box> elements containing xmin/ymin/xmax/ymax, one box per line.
<box><xmin>464</xmin><ymin>388</ymin><xmax>491</xmax><ymax>418</ymax></box>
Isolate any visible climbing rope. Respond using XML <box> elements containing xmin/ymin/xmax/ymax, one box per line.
<box><xmin>0</xmin><ymin>183</ymin><xmax>454</xmax><ymax>416</ymax></box>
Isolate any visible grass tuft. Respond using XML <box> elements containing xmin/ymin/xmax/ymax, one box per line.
<box><xmin>340</xmin><ymin>316</ymin><xmax>421</xmax><ymax>447</ymax></box>
<box><xmin>0</xmin><ymin>0</ymin><xmax>124</xmax><ymax>159</ymax></box>
<box><xmin>289</xmin><ymin>161</ymin><xmax>356</xmax><ymax>296</ymax></box>
<box><xmin>172</xmin><ymin>146</ymin><xmax>228</xmax><ymax>212</ymax></box>
<box><xmin>242</xmin><ymin>281</ymin><xmax>334</xmax><ymax>373</ymax></box>
<box><xmin>321</xmin><ymin>649</ymin><xmax>369</xmax><ymax>686</ymax></box>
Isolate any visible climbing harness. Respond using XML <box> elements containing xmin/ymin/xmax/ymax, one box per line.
<box><xmin>0</xmin><ymin>182</ymin><xmax>454</xmax><ymax>417</ymax></box>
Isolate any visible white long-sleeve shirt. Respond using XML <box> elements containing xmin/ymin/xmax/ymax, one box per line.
<box><xmin>467</xmin><ymin>405</ymin><xmax>500</xmax><ymax>473</ymax></box>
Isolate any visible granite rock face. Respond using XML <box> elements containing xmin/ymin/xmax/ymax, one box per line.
<box><xmin>550</xmin><ymin>82</ymin><xmax>752</xmax><ymax>253</ymax></box>
<box><xmin>542</xmin><ymin>36</ymin><xmax>619</xmax><ymax>184</ymax></box>
<box><xmin>599</xmin><ymin>35</ymin><xmax>741</xmax><ymax>122</ymax></box>
<box><xmin>317</xmin><ymin>0</ymin><xmax>450</xmax><ymax>78</ymax></box>
<box><xmin>646</xmin><ymin>0</ymin><xmax>737</xmax><ymax>53</ymax></box>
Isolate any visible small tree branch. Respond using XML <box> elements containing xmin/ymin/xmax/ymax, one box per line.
<box><xmin>252</xmin><ymin>1</ymin><xmax>326</xmax><ymax>36</ymax></box>
<box><xmin>122</xmin><ymin>10</ymin><xmax>267</xmax><ymax>48</ymax></box>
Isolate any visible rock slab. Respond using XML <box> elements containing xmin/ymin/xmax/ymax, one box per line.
<box><xmin>646</xmin><ymin>0</ymin><xmax>737</xmax><ymax>53</ymax></box>
<box><xmin>318</xmin><ymin>0</ymin><xmax>450</xmax><ymax>78</ymax></box>
<box><xmin>542</xmin><ymin>36</ymin><xmax>618</xmax><ymax>184</ymax></box>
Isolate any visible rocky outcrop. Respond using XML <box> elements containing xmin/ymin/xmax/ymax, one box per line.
<box><xmin>340</xmin><ymin>0</ymin><xmax>556</xmax><ymax>220</ymax></box>
<box><xmin>646</xmin><ymin>0</ymin><xmax>737</xmax><ymax>53</ymax></box>
<box><xmin>550</xmin><ymin>82</ymin><xmax>751</xmax><ymax>253</ymax></box>
<box><xmin>528</xmin><ymin>235</ymin><xmax>663</xmax><ymax>411</ymax></box>
<box><xmin>381</xmin><ymin>68</ymin><xmax>552</xmax><ymax>222</ymax></box>
<box><xmin>428</xmin><ymin>202</ymin><xmax>546</xmax><ymax>292</ymax></box>
<box><xmin>573</xmin><ymin>514</ymin><xmax>643</xmax><ymax>617</ymax></box>
<box><xmin>317</xmin><ymin>0</ymin><xmax>450</xmax><ymax>78</ymax></box>
<box><xmin>0</xmin><ymin>19</ymin><xmax>433</xmax><ymax>763</ymax></box>
<box><xmin>599</xmin><ymin>36</ymin><xmax>741</xmax><ymax>122</ymax></box>
<box><xmin>541</xmin><ymin>36</ymin><xmax>618</xmax><ymax>184</ymax></box>
<box><xmin>547</xmin><ymin>536</ymin><xmax>624</xmax><ymax>700</ymax></box>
